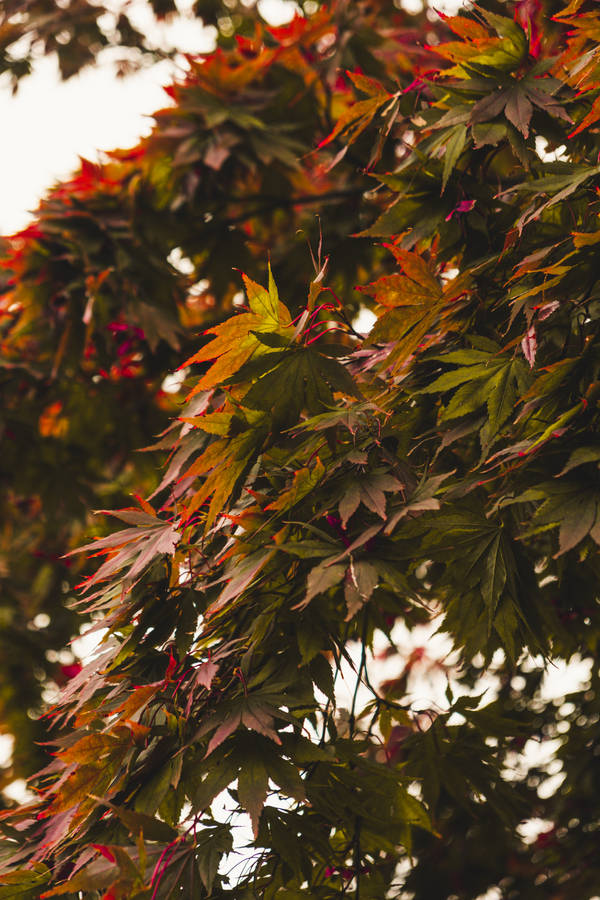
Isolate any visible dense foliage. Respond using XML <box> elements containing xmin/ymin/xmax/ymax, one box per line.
<box><xmin>3</xmin><ymin>0</ymin><xmax>600</xmax><ymax>897</ymax></box>
<box><xmin>0</xmin><ymin>0</ymin><xmax>395</xmax><ymax>786</ymax></box>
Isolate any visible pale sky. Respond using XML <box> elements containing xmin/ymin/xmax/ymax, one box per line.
<box><xmin>0</xmin><ymin>56</ymin><xmax>174</xmax><ymax>234</ymax></box>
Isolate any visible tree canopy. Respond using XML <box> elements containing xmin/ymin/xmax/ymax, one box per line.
<box><xmin>3</xmin><ymin>0</ymin><xmax>600</xmax><ymax>897</ymax></box>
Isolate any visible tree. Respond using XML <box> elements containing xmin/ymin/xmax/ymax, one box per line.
<box><xmin>2</xmin><ymin>0</ymin><xmax>600</xmax><ymax>897</ymax></box>
<box><xmin>0</xmin><ymin>0</ymin><xmax>399</xmax><ymax>786</ymax></box>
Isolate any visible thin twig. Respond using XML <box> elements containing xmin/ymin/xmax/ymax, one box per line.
<box><xmin>349</xmin><ymin>609</ymin><xmax>369</xmax><ymax>737</ymax></box>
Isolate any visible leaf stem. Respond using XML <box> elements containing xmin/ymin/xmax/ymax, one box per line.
<box><xmin>349</xmin><ymin>609</ymin><xmax>369</xmax><ymax>736</ymax></box>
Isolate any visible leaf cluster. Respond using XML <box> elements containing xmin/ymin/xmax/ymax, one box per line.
<box><xmin>4</xmin><ymin>1</ymin><xmax>600</xmax><ymax>898</ymax></box>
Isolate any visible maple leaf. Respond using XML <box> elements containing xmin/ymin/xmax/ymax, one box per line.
<box><xmin>344</xmin><ymin>559</ymin><xmax>379</xmax><ymax>620</ymax></box>
<box><xmin>266</xmin><ymin>458</ymin><xmax>325</xmax><ymax>513</ymax></box>
<box><xmin>361</xmin><ymin>249</ymin><xmax>471</xmax><ymax>371</ymax></box>
<box><xmin>418</xmin><ymin>347</ymin><xmax>530</xmax><ymax>452</ymax></box>
<box><xmin>0</xmin><ymin>864</ymin><xmax>50</xmax><ymax>898</ymax></box>
<box><xmin>384</xmin><ymin>471</ymin><xmax>450</xmax><ymax>535</ymax></box>
<box><xmin>521</xmin><ymin>324</ymin><xmax>537</xmax><ymax>367</ymax></box>
<box><xmin>182</xmin><ymin>426</ymin><xmax>266</xmax><ymax>529</ymax></box>
<box><xmin>296</xmin><ymin>559</ymin><xmax>347</xmax><ymax>610</ymax></box>
<box><xmin>197</xmin><ymin>696</ymin><xmax>283</xmax><ymax>757</ymax></box>
<box><xmin>318</xmin><ymin>70</ymin><xmax>395</xmax><ymax>151</ymax></box>
<box><xmin>517</xmin><ymin>482</ymin><xmax>600</xmax><ymax>556</ymax></box>
<box><xmin>238</xmin><ymin>753</ymin><xmax>269</xmax><ymax>839</ymax></box>
<box><xmin>205</xmin><ymin>549</ymin><xmax>275</xmax><ymax>617</ymax></box>
<box><xmin>433</xmin><ymin>8</ymin><xmax>528</xmax><ymax>74</ymax></box>
<box><xmin>469</xmin><ymin>74</ymin><xmax>569</xmax><ymax>140</ymax></box>
<box><xmin>182</xmin><ymin>265</ymin><xmax>293</xmax><ymax>397</ymax></box>
<box><xmin>240</xmin><ymin>344</ymin><xmax>362</xmax><ymax>431</ymax></box>
<box><xmin>338</xmin><ymin>471</ymin><xmax>402</xmax><ymax>528</ymax></box>
<box><xmin>502</xmin><ymin>165</ymin><xmax>600</xmax><ymax>233</ymax></box>
<box><xmin>557</xmin><ymin>446</ymin><xmax>600</xmax><ymax>476</ymax></box>
<box><xmin>71</xmin><ymin>507</ymin><xmax>181</xmax><ymax>590</ymax></box>
<box><xmin>9</xmin><ymin>3</ymin><xmax>600</xmax><ymax>896</ymax></box>
<box><xmin>441</xmin><ymin>124</ymin><xmax>468</xmax><ymax>192</ymax></box>
<box><xmin>569</xmin><ymin>92</ymin><xmax>600</xmax><ymax>137</ymax></box>
<box><xmin>421</xmin><ymin>511</ymin><xmax>521</xmax><ymax>646</ymax></box>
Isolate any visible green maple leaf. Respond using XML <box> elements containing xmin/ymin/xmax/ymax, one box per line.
<box><xmin>195</xmin><ymin>825</ymin><xmax>233</xmax><ymax>893</ymax></box>
<box><xmin>238</xmin><ymin>752</ymin><xmax>270</xmax><ymax>838</ymax></box>
<box><xmin>423</xmin><ymin>511</ymin><xmax>517</xmax><ymax>636</ymax></box>
<box><xmin>419</xmin><ymin>348</ymin><xmax>530</xmax><ymax>448</ymax></box>
<box><xmin>0</xmin><ymin>865</ymin><xmax>50</xmax><ymax>900</ymax></box>
<box><xmin>518</xmin><ymin>482</ymin><xmax>600</xmax><ymax>556</ymax></box>
<box><xmin>241</xmin><ymin>345</ymin><xmax>361</xmax><ymax>427</ymax></box>
<box><xmin>266</xmin><ymin>458</ymin><xmax>326</xmax><ymax>513</ymax></box>
<box><xmin>338</xmin><ymin>471</ymin><xmax>402</xmax><ymax>527</ymax></box>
